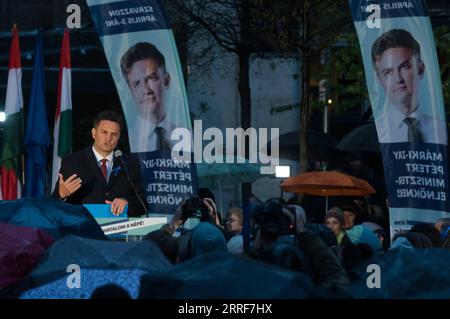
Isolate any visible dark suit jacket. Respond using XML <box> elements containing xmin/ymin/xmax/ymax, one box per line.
<box><xmin>53</xmin><ymin>147</ymin><xmax>147</xmax><ymax>217</ymax></box>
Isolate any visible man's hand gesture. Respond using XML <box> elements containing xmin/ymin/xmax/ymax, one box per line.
<box><xmin>58</xmin><ymin>173</ymin><xmax>82</xmax><ymax>199</ymax></box>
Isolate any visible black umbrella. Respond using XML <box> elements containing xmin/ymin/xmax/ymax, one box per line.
<box><xmin>266</xmin><ymin>130</ymin><xmax>338</xmax><ymax>161</ymax></box>
<box><xmin>139</xmin><ymin>252</ymin><xmax>333</xmax><ymax>299</ymax></box>
<box><xmin>279</xmin><ymin>130</ymin><xmax>338</xmax><ymax>148</ymax></box>
<box><xmin>336</xmin><ymin>123</ymin><xmax>380</xmax><ymax>153</ymax></box>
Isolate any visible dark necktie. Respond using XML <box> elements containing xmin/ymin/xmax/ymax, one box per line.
<box><xmin>404</xmin><ymin>117</ymin><xmax>423</xmax><ymax>143</ymax></box>
<box><xmin>100</xmin><ymin>159</ymin><xmax>108</xmax><ymax>181</ymax></box>
<box><xmin>155</xmin><ymin>127</ymin><xmax>171</xmax><ymax>151</ymax></box>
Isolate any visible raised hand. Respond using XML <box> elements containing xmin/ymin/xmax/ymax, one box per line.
<box><xmin>58</xmin><ymin>173</ymin><xmax>82</xmax><ymax>199</ymax></box>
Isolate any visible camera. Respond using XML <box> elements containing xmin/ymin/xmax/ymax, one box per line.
<box><xmin>252</xmin><ymin>199</ymin><xmax>295</xmax><ymax>236</ymax></box>
<box><xmin>181</xmin><ymin>197</ymin><xmax>211</xmax><ymax>222</ymax></box>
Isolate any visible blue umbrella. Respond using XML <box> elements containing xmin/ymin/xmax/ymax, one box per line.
<box><xmin>139</xmin><ymin>252</ymin><xmax>333</xmax><ymax>299</ymax></box>
<box><xmin>197</xmin><ymin>154</ymin><xmax>265</xmax><ymax>213</ymax></box>
<box><xmin>20</xmin><ymin>268</ymin><xmax>148</xmax><ymax>299</ymax></box>
<box><xmin>0</xmin><ymin>196</ymin><xmax>107</xmax><ymax>241</ymax></box>
<box><xmin>197</xmin><ymin>154</ymin><xmax>264</xmax><ymax>188</ymax></box>
<box><xmin>350</xmin><ymin>248</ymin><xmax>450</xmax><ymax>298</ymax></box>
<box><xmin>9</xmin><ymin>235</ymin><xmax>172</xmax><ymax>298</ymax></box>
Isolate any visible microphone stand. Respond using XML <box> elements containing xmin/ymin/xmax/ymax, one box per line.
<box><xmin>115</xmin><ymin>153</ymin><xmax>149</xmax><ymax>217</ymax></box>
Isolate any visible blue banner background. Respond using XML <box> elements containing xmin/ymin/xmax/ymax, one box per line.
<box><xmin>349</xmin><ymin>0</ymin><xmax>450</xmax><ymax>238</ymax></box>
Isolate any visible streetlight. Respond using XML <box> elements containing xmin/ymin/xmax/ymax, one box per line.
<box><xmin>276</xmin><ymin>165</ymin><xmax>290</xmax><ymax>201</ymax></box>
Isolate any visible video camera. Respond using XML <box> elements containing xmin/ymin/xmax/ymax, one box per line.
<box><xmin>251</xmin><ymin>198</ymin><xmax>295</xmax><ymax>236</ymax></box>
<box><xmin>181</xmin><ymin>197</ymin><xmax>212</xmax><ymax>222</ymax></box>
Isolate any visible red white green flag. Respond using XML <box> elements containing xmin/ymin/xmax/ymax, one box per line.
<box><xmin>51</xmin><ymin>29</ymin><xmax>72</xmax><ymax>191</ymax></box>
<box><xmin>1</xmin><ymin>26</ymin><xmax>23</xmax><ymax>200</ymax></box>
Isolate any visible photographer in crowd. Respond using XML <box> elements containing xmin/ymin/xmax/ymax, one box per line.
<box><xmin>249</xmin><ymin>199</ymin><xmax>350</xmax><ymax>295</ymax></box>
<box><xmin>144</xmin><ymin>197</ymin><xmax>227</xmax><ymax>263</ymax></box>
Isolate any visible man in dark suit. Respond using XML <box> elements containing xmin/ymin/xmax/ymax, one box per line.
<box><xmin>53</xmin><ymin>111</ymin><xmax>147</xmax><ymax>217</ymax></box>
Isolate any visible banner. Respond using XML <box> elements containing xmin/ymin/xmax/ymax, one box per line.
<box><xmin>349</xmin><ymin>0</ymin><xmax>450</xmax><ymax>239</ymax></box>
<box><xmin>98</xmin><ymin>217</ymin><xmax>167</xmax><ymax>236</ymax></box>
<box><xmin>86</xmin><ymin>0</ymin><xmax>197</xmax><ymax>214</ymax></box>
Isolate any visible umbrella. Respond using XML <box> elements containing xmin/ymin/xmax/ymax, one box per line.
<box><xmin>0</xmin><ymin>196</ymin><xmax>107</xmax><ymax>241</ymax></box>
<box><xmin>336</xmin><ymin>123</ymin><xmax>380</xmax><ymax>153</ymax></box>
<box><xmin>280</xmin><ymin>171</ymin><xmax>375</xmax><ymax>211</ymax></box>
<box><xmin>281</xmin><ymin>171</ymin><xmax>375</xmax><ymax>196</ymax></box>
<box><xmin>138</xmin><ymin>252</ymin><xmax>333</xmax><ymax>299</ymax></box>
<box><xmin>280</xmin><ymin>130</ymin><xmax>338</xmax><ymax>148</ymax></box>
<box><xmin>0</xmin><ymin>223</ymin><xmax>54</xmax><ymax>289</ymax></box>
<box><xmin>265</xmin><ymin>130</ymin><xmax>338</xmax><ymax>161</ymax></box>
<box><xmin>350</xmin><ymin>248</ymin><xmax>450</xmax><ymax>298</ymax></box>
<box><xmin>7</xmin><ymin>235</ymin><xmax>172</xmax><ymax>298</ymax></box>
<box><xmin>197</xmin><ymin>154</ymin><xmax>264</xmax><ymax>212</ymax></box>
<box><xmin>20</xmin><ymin>268</ymin><xmax>148</xmax><ymax>299</ymax></box>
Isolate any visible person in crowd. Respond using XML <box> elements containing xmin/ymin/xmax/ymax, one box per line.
<box><xmin>190</xmin><ymin>222</ymin><xmax>228</xmax><ymax>258</ymax></box>
<box><xmin>345</xmin><ymin>225</ymin><xmax>382</xmax><ymax>254</ymax></box>
<box><xmin>410</xmin><ymin>223</ymin><xmax>443</xmax><ymax>248</ymax></box>
<box><xmin>340</xmin><ymin>204</ymin><xmax>363</xmax><ymax>230</ymax></box>
<box><xmin>144</xmin><ymin>197</ymin><xmax>226</xmax><ymax>263</ymax></box>
<box><xmin>362</xmin><ymin>221</ymin><xmax>389</xmax><ymax>251</ymax></box>
<box><xmin>90</xmin><ymin>284</ymin><xmax>131</xmax><ymax>299</ymax></box>
<box><xmin>53</xmin><ymin>111</ymin><xmax>147</xmax><ymax>216</ymax></box>
<box><xmin>390</xmin><ymin>231</ymin><xmax>433</xmax><ymax>250</ymax></box>
<box><xmin>250</xmin><ymin>199</ymin><xmax>350</xmax><ymax>294</ymax></box>
<box><xmin>324</xmin><ymin>206</ymin><xmax>346</xmax><ymax>246</ymax></box>
<box><xmin>338</xmin><ymin>224</ymin><xmax>383</xmax><ymax>281</ymax></box>
<box><xmin>434</xmin><ymin>218</ymin><xmax>450</xmax><ymax>245</ymax></box>
<box><xmin>225</xmin><ymin>207</ymin><xmax>244</xmax><ymax>255</ymax></box>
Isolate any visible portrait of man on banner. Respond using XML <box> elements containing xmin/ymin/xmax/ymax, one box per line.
<box><xmin>372</xmin><ymin>29</ymin><xmax>447</xmax><ymax>145</ymax></box>
<box><xmin>121</xmin><ymin>42</ymin><xmax>178</xmax><ymax>153</ymax></box>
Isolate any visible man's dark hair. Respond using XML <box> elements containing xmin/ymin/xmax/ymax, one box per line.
<box><xmin>93</xmin><ymin>110</ymin><xmax>124</xmax><ymax>131</ymax></box>
<box><xmin>120</xmin><ymin>42</ymin><xmax>166</xmax><ymax>81</ymax></box>
<box><xmin>371</xmin><ymin>29</ymin><xmax>421</xmax><ymax>66</ymax></box>
<box><xmin>410</xmin><ymin>223</ymin><xmax>443</xmax><ymax>248</ymax></box>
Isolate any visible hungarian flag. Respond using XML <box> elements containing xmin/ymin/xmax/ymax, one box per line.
<box><xmin>51</xmin><ymin>30</ymin><xmax>72</xmax><ymax>191</ymax></box>
<box><xmin>0</xmin><ymin>26</ymin><xmax>23</xmax><ymax>200</ymax></box>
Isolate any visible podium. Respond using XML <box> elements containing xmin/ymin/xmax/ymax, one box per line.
<box><xmin>83</xmin><ymin>204</ymin><xmax>167</xmax><ymax>240</ymax></box>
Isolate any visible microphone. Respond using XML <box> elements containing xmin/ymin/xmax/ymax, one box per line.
<box><xmin>114</xmin><ymin>150</ymin><xmax>148</xmax><ymax>217</ymax></box>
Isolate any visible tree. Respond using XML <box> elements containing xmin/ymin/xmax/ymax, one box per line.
<box><xmin>316</xmin><ymin>25</ymin><xmax>450</xmax><ymax>121</ymax></box>
<box><xmin>175</xmin><ymin>0</ymin><xmax>284</xmax><ymax>200</ymax></box>
<box><xmin>176</xmin><ymin>0</ymin><xmax>352</xmax><ymax>201</ymax></box>
<box><xmin>262</xmin><ymin>0</ymin><xmax>352</xmax><ymax>173</ymax></box>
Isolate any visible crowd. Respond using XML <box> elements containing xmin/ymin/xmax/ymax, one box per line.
<box><xmin>139</xmin><ymin>188</ymin><xmax>450</xmax><ymax>298</ymax></box>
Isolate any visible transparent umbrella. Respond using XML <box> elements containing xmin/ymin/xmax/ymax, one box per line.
<box><xmin>197</xmin><ymin>154</ymin><xmax>264</xmax><ymax>213</ymax></box>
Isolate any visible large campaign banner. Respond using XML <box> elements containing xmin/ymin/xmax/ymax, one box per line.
<box><xmin>86</xmin><ymin>0</ymin><xmax>197</xmax><ymax>214</ymax></box>
<box><xmin>350</xmin><ymin>0</ymin><xmax>450</xmax><ymax>239</ymax></box>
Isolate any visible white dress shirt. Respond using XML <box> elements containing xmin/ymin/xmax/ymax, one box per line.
<box><xmin>129</xmin><ymin>114</ymin><xmax>178</xmax><ymax>153</ymax></box>
<box><xmin>375</xmin><ymin>105</ymin><xmax>448</xmax><ymax>145</ymax></box>
<box><xmin>92</xmin><ymin>145</ymin><xmax>114</xmax><ymax>181</ymax></box>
